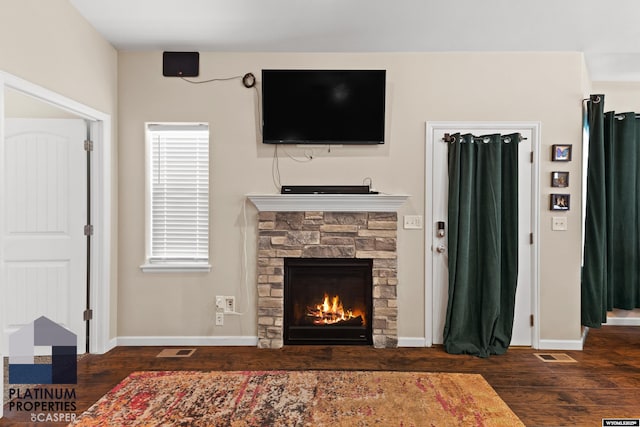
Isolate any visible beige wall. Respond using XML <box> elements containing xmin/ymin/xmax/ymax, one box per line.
<box><xmin>0</xmin><ymin>0</ymin><xmax>117</xmax><ymax>113</ymax></box>
<box><xmin>0</xmin><ymin>0</ymin><xmax>119</xmax><ymax>339</ymax></box>
<box><xmin>118</xmin><ymin>51</ymin><xmax>587</xmax><ymax>343</ymax></box>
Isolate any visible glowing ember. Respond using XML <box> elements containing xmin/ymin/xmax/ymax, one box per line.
<box><xmin>306</xmin><ymin>293</ymin><xmax>362</xmax><ymax>325</ymax></box>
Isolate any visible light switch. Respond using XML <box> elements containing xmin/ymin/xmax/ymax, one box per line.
<box><xmin>552</xmin><ymin>217</ymin><xmax>568</xmax><ymax>231</ymax></box>
<box><xmin>403</xmin><ymin>215</ymin><xmax>423</xmax><ymax>229</ymax></box>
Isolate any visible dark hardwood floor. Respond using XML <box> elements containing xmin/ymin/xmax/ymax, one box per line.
<box><xmin>2</xmin><ymin>326</ymin><xmax>640</xmax><ymax>426</ymax></box>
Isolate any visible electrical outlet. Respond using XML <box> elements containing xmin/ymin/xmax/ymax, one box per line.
<box><xmin>552</xmin><ymin>217</ymin><xmax>568</xmax><ymax>231</ymax></box>
<box><xmin>403</xmin><ymin>215</ymin><xmax>423</xmax><ymax>229</ymax></box>
<box><xmin>215</xmin><ymin>312</ymin><xmax>224</xmax><ymax>326</ymax></box>
<box><xmin>215</xmin><ymin>296</ymin><xmax>225</xmax><ymax>309</ymax></box>
<box><xmin>224</xmin><ymin>296</ymin><xmax>236</xmax><ymax>313</ymax></box>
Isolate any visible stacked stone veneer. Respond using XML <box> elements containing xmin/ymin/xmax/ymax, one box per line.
<box><xmin>257</xmin><ymin>211</ymin><xmax>398</xmax><ymax>349</ymax></box>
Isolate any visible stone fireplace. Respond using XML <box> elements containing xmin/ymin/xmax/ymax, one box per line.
<box><xmin>249</xmin><ymin>193</ymin><xmax>407</xmax><ymax>349</ymax></box>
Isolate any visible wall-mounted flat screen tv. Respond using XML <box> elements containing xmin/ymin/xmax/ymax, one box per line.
<box><xmin>262</xmin><ymin>69</ymin><xmax>386</xmax><ymax>145</ymax></box>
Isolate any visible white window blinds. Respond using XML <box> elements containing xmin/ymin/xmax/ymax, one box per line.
<box><xmin>147</xmin><ymin>123</ymin><xmax>209</xmax><ymax>263</ymax></box>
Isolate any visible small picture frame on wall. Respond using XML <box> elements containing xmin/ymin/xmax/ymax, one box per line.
<box><xmin>550</xmin><ymin>194</ymin><xmax>570</xmax><ymax>211</ymax></box>
<box><xmin>551</xmin><ymin>171</ymin><xmax>569</xmax><ymax>188</ymax></box>
<box><xmin>552</xmin><ymin>144</ymin><xmax>572</xmax><ymax>161</ymax></box>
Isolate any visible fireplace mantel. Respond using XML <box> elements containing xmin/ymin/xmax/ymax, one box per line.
<box><xmin>247</xmin><ymin>194</ymin><xmax>409</xmax><ymax>212</ymax></box>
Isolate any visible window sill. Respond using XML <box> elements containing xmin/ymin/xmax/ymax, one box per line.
<box><xmin>140</xmin><ymin>262</ymin><xmax>211</xmax><ymax>273</ymax></box>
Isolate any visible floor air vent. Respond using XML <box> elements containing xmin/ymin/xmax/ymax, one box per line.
<box><xmin>156</xmin><ymin>348</ymin><xmax>196</xmax><ymax>358</ymax></box>
<box><xmin>534</xmin><ymin>353</ymin><xmax>577</xmax><ymax>363</ymax></box>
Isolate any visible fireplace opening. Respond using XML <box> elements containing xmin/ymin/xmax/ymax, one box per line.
<box><xmin>284</xmin><ymin>258</ymin><xmax>373</xmax><ymax>345</ymax></box>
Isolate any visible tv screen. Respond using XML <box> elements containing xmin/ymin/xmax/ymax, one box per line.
<box><xmin>261</xmin><ymin>69</ymin><xmax>386</xmax><ymax>145</ymax></box>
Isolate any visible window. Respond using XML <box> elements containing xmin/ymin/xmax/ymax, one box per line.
<box><xmin>141</xmin><ymin>123</ymin><xmax>210</xmax><ymax>272</ymax></box>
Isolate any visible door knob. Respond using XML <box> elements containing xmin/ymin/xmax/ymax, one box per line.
<box><xmin>436</xmin><ymin>244</ymin><xmax>446</xmax><ymax>253</ymax></box>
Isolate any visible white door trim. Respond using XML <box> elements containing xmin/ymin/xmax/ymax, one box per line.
<box><xmin>424</xmin><ymin>121</ymin><xmax>541</xmax><ymax>349</ymax></box>
<box><xmin>0</xmin><ymin>71</ymin><xmax>113</xmax><ymax>355</ymax></box>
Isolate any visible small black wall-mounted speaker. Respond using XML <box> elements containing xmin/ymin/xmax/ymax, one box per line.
<box><xmin>162</xmin><ymin>52</ymin><xmax>199</xmax><ymax>77</ymax></box>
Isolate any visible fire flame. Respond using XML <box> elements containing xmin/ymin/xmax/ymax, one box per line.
<box><xmin>306</xmin><ymin>293</ymin><xmax>362</xmax><ymax>325</ymax></box>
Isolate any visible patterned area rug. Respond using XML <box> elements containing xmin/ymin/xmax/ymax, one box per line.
<box><xmin>70</xmin><ymin>370</ymin><xmax>524</xmax><ymax>426</ymax></box>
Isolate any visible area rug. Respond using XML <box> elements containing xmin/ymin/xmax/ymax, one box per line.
<box><xmin>70</xmin><ymin>370</ymin><xmax>524</xmax><ymax>426</ymax></box>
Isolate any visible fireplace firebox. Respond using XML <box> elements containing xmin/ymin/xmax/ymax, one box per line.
<box><xmin>284</xmin><ymin>258</ymin><xmax>373</xmax><ymax>345</ymax></box>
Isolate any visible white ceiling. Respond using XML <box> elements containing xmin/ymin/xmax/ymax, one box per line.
<box><xmin>69</xmin><ymin>0</ymin><xmax>640</xmax><ymax>81</ymax></box>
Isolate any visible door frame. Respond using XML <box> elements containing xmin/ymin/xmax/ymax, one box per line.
<box><xmin>424</xmin><ymin>121</ymin><xmax>541</xmax><ymax>349</ymax></box>
<box><xmin>0</xmin><ymin>71</ymin><xmax>112</xmax><ymax>355</ymax></box>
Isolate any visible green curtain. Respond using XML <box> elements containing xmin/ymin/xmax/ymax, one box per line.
<box><xmin>443</xmin><ymin>133</ymin><xmax>520</xmax><ymax>357</ymax></box>
<box><xmin>582</xmin><ymin>95</ymin><xmax>640</xmax><ymax>327</ymax></box>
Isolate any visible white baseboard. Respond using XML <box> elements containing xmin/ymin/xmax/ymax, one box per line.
<box><xmin>606</xmin><ymin>317</ymin><xmax>640</xmax><ymax>326</ymax></box>
<box><xmin>106</xmin><ymin>335</ymin><xmax>596</xmax><ymax>351</ymax></box>
<box><xmin>399</xmin><ymin>336</ymin><xmax>588</xmax><ymax>351</ymax></box>
<box><xmin>103</xmin><ymin>337</ymin><xmax>118</xmax><ymax>354</ymax></box>
<box><xmin>116</xmin><ymin>336</ymin><xmax>259</xmax><ymax>347</ymax></box>
<box><xmin>114</xmin><ymin>336</ymin><xmax>428</xmax><ymax>348</ymax></box>
<box><xmin>398</xmin><ymin>337</ymin><xmax>428</xmax><ymax>347</ymax></box>
<box><xmin>538</xmin><ymin>338</ymin><xmax>583</xmax><ymax>351</ymax></box>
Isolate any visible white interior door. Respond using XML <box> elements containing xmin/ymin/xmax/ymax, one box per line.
<box><xmin>428</xmin><ymin>123</ymin><xmax>536</xmax><ymax>347</ymax></box>
<box><xmin>2</xmin><ymin>118</ymin><xmax>87</xmax><ymax>354</ymax></box>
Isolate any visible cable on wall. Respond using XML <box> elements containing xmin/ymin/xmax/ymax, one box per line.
<box><xmin>271</xmin><ymin>144</ymin><xmax>318</xmax><ymax>192</ymax></box>
<box><xmin>180</xmin><ymin>72</ymin><xmax>256</xmax><ymax>87</ymax></box>
<box><xmin>280</xmin><ymin>146</ymin><xmax>315</xmax><ymax>162</ymax></box>
<box><xmin>180</xmin><ymin>71</ymin><xmax>263</xmax><ymax>146</ymax></box>
<box><xmin>232</xmin><ymin>197</ymin><xmax>251</xmax><ymax>318</ymax></box>
<box><xmin>272</xmin><ymin>145</ymin><xmax>282</xmax><ymax>191</ymax></box>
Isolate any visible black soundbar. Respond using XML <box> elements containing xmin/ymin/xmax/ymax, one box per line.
<box><xmin>281</xmin><ymin>185</ymin><xmax>377</xmax><ymax>194</ymax></box>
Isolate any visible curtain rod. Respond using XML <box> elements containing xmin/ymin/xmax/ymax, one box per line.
<box><xmin>443</xmin><ymin>133</ymin><xmax>527</xmax><ymax>143</ymax></box>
